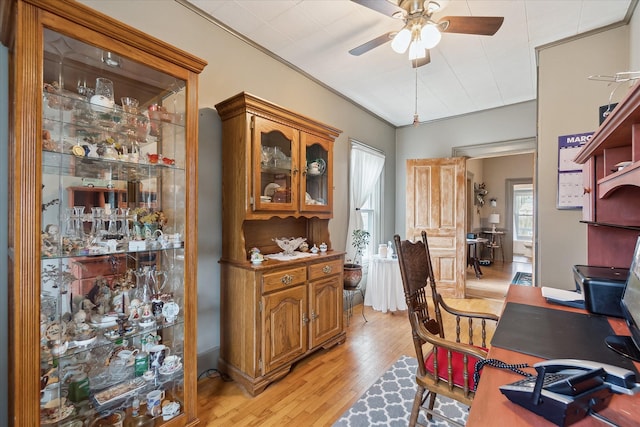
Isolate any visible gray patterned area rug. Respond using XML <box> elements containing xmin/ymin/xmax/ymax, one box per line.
<box><xmin>333</xmin><ymin>355</ymin><xmax>468</xmax><ymax>426</ymax></box>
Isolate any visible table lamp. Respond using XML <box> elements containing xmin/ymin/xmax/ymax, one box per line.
<box><xmin>489</xmin><ymin>213</ymin><xmax>500</xmax><ymax>232</ymax></box>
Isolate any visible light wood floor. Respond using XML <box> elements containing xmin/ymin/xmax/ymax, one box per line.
<box><xmin>197</xmin><ymin>259</ymin><xmax>531</xmax><ymax>426</ymax></box>
<box><xmin>466</xmin><ymin>256</ymin><xmax>533</xmax><ymax>300</ymax></box>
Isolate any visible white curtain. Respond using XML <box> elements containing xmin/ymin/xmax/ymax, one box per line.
<box><xmin>346</xmin><ymin>142</ymin><xmax>385</xmax><ymax>262</ymax></box>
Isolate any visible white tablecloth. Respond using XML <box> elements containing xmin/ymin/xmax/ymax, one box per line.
<box><xmin>364</xmin><ymin>255</ymin><xmax>408</xmax><ymax>313</ymax></box>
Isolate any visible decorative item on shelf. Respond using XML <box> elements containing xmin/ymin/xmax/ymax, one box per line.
<box><xmin>378</xmin><ymin>243</ymin><xmax>388</xmax><ymax>258</ymax></box>
<box><xmin>250</xmin><ymin>247</ymin><xmax>264</xmax><ymax>264</ymax></box>
<box><xmin>162</xmin><ymin>301</ymin><xmax>179</xmax><ymax>324</ymax></box>
<box><xmin>273</xmin><ymin>237</ymin><xmax>307</xmax><ymax>256</ymax></box>
<box><xmin>489</xmin><ymin>213</ymin><xmax>500</xmax><ymax>232</ymax></box>
<box><xmin>132</xmin><ymin>208</ymin><xmax>167</xmax><ymax>240</ymax></box>
<box><xmin>306</xmin><ymin>158</ymin><xmax>326</xmax><ymax>176</ymax></box>
<box><xmin>319</xmin><ymin>242</ymin><xmax>328</xmax><ymax>253</ymax></box>
<box><xmin>299</xmin><ymin>242</ymin><xmax>309</xmax><ymax>252</ymax></box>
<box><xmin>474</xmin><ymin>182</ymin><xmax>488</xmax><ymax>206</ymax></box>
<box><xmin>90</xmin><ymin>77</ymin><xmax>115</xmax><ymax>109</ymax></box>
<box><xmin>474</xmin><ymin>182</ymin><xmax>488</xmax><ymax>214</ymax></box>
<box><xmin>272</xmin><ymin>187</ymin><xmax>291</xmax><ymax>203</ymax></box>
<box><xmin>310</xmin><ymin>244</ymin><xmax>319</xmax><ymax>254</ymax></box>
<box><xmin>344</xmin><ymin>229</ymin><xmax>371</xmax><ymax>289</ymax></box>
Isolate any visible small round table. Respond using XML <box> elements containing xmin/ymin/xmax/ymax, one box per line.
<box><xmin>364</xmin><ymin>255</ymin><xmax>408</xmax><ymax>313</ymax></box>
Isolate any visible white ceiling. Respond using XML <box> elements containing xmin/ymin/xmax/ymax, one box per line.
<box><xmin>184</xmin><ymin>0</ymin><xmax>633</xmax><ymax>127</ymax></box>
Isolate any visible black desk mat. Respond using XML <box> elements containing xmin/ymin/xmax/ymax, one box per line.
<box><xmin>491</xmin><ymin>302</ymin><xmax>637</xmax><ymax>373</ymax></box>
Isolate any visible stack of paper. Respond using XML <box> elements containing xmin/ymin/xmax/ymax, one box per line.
<box><xmin>541</xmin><ymin>287</ymin><xmax>585</xmax><ymax>309</ymax></box>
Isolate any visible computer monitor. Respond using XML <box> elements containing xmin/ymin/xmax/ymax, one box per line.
<box><xmin>605</xmin><ymin>235</ymin><xmax>640</xmax><ymax>362</ymax></box>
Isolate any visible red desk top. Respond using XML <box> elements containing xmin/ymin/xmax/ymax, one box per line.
<box><xmin>467</xmin><ymin>285</ymin><xmax>640</xmax><ymax>426</ymax></box>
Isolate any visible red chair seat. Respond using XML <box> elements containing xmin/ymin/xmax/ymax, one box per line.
<box><xmin>424</xmin><ymin>346</ymin><xmax>487</xmax><ymax>391</ymax></box>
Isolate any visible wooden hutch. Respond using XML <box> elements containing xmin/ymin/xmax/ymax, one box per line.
<box><xmin>215</xmin><ymin>92</ymin><xmax>345</xmax><ymax>395</ymax></box>
<box><xmin>575</xmin><ymin>81</ymin><xmax>640</xmax><ymax>267</ymax></box>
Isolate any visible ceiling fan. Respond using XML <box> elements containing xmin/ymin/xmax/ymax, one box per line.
<box><xmin>349</xmin><ymin>0</ymin><xmax>504</xmax><ymax>67</ymax></box>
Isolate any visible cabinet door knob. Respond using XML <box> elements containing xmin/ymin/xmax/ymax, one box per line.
<box><xmin>303</xmin><ymin>313</ymin><xmax>309</xmax><ymax>324</ymax></box>
<box><xmin>583</xmin><ymin>187</ymin><xmax>591</xmax><ymax>195</ymax></box>
<box><xmin>311</xmin><ymin>310</ymin><xmax>319</xmax><ymax>320</ymax></box>
<box><xmin>322</xmin><ymin>265</ymin><xmax>332</xmax><ymax>274</ymax></box>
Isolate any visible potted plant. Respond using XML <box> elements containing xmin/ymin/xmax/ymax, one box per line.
<box><xmin>344</xmin><ymin>229</ymin><xmax>370</xmax><ymax>290</ymax></box>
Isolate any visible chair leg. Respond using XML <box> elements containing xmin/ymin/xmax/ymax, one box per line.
<box><xmin>410</xmin><ymin>385</ymin><xmax>426</xmax><ymax>427</ymax></box>
<box><xmin>427</xmin><ymin>391</ymin><xmax>436</xmax><ymax>421</ymax></box>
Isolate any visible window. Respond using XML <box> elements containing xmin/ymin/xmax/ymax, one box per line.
<box><xmin>347</xmin><ymin>141</ymin><xmax>385</xmax><ymax>264</ymax></box>
<box><xmin>513</xmin><ymin>183</ymin><xmax>533</xmax><ymax>241</ymax></box>
<box><xmin>358</xmin><ymin>175</ymin><xmax>382</xmax><ymax>261</ymax></box>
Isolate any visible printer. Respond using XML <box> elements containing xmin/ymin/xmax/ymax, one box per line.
<box><xmin>573</xmin><ymin>265</ymin><xmax>628</xmax><ymax>318</ymax></box>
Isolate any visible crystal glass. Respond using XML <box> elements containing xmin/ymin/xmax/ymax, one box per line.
<box><xmin>94</xmin><ymin>77</ymin><xmax>114</xmax><ymax>105</ymax></box>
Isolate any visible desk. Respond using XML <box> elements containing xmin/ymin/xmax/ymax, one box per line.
<box><xmin>467</xmin><ymin>238</ymin><xmax>488</xmax><ymax>278</ymax></box>
<box><xmin>467</xmin><ymin>286</ymin><xmax>640</xmax><ymax>426</ymax></box>
<box><xmin>364</xmin><ymin>255</ymin><xmax>407</xmax><ymax>313</ymax></box>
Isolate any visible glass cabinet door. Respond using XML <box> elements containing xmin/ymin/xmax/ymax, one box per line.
<box><xmin>301</xmin><ymin>133</ymin><xmax>333</xmax><ymax>214</ymax></box>
<box><xmin>253</xmin><ymin>116</ymin><xmax>299</xmax><ymax>212</ymax></box>
<box><xmin>39</xmin><ymin>27</ymin><xmax>187</xmax><ymax>425</ymax></box>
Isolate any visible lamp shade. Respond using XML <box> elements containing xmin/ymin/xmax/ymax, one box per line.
<box><xmin>489</xmin><ymin>213</ymin><xmax>500</xmax><ymax>224</ymax></box>
<box><xmin>408</xmin><ymin>40</ymin><xmax>426</xmax><ymax>60</ymax></box>
<box><xmin>391</xmin><ymin>28</ymin><xmax>411</xmax><ymax>53</ymax></box>
<box><xmin>420</xmin><ymin>24</ymin><xmax>441</xmax><ymax>49</ymax></box>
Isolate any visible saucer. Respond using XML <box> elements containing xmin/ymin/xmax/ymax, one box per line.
<box><xmin>138</xmin><ymin>318</ymin><xmax>156</xmax><ymax>329</ymax></box>
<box><xmin>159</xmin><ymin>362</ymin><xmax>182</xmax><ymax>376</ymax></box>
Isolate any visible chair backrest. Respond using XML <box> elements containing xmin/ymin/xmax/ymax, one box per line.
<box><xmin>394</xmin><ymin>232</ymin><xmax>444</xmax><ymax>373</ymax></box>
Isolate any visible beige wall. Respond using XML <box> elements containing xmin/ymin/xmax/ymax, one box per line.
<box><xmin>537</xmin><ymin>26</ymin><xmax>629</xmax><ymax>288</ymax></box>
<box><xmin>480</xmin><ymin>153</ymin><xmax>534</xmax><ymax>227</ymax></box>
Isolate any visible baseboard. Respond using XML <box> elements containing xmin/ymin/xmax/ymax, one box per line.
<box><xmin>197</xmin><ymin>346</ymin><xmax>219</xmax><ymax>378</ymax></box>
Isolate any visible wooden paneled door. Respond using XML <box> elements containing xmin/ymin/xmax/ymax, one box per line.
<box><xmin>406</xmin><ymin>157</ymin><xmax>467</xmax><ymax>298</ymax></box>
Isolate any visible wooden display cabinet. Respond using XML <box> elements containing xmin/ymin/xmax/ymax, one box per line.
<box><xmin>574</xmin><ymin>81</ymin><xmax>640</xmax><ymax>267</ymax></box>
<box><xmin>4</xmin><ymin>1</ymin><xmax>206</xmax><ymax>425</ymax></box>
<box><xmin>216</xmin><ymin>93</ymin><xmax>345</xmax><ymax>395</ymax></box>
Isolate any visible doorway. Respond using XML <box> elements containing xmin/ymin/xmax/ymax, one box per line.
<box><xmin>453</xmin><ymin>138</ymin><xmax>536</xmax><ymax>299</ymax></box>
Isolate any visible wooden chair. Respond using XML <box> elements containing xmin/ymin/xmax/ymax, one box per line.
<box><xmin>393</xmin><ymin>231</ymin><xmax>499</xmax><ymax>427</ymax></box>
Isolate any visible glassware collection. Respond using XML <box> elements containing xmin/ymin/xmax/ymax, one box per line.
<box><xmin>38</xmin><ymin>28</ymin><xmax>189</xmax><ymax>426</ymax></box>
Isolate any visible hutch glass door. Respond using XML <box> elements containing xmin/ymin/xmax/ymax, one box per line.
<box><xmin>40</xmin><ymin>27</ymin><xmax>187</xmax><ymax>425</ymax></box>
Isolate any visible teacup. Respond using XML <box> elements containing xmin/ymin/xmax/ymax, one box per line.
<box><xmin>142</xmin><ymin>370</ymin><xmax>155</xmax><ymax>381</ymax></box>
<box><xmin>148</xmin><ymin>344</ymin><xmax>170</xmax><ymax>369</ymax></box>
<box><xmin>50</xmin><ymin>340</ymin><xmax>68</xmax><ymax>356</ymax></box>
<box><xmin>146</xmin><ymin>389</ymin><xmax>165</xmax><ymax>416</ymax></box>
<box><xmin>162</xmin><ymin>401</ymin><xmax>180</xmax><ymax>421</ymax></box>
<box><xmin>40</xmin><ymin>382</ymin><xmax>61</xmax><ymax>406</ymax></box>
<box><xmin>117</xmin><ymin>349</ymin><xmax>139</xmax><ymax>363</ymax></box>
<box><xmin>162</xmin><ymin>355</ymin><xmax>181</xmax><ymax>371</ymax></box>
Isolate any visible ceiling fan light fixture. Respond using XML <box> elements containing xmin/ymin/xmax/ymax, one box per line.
<box><xmin>420</xmin><ymin>24</ymin><xmax>441</xmax><ymax>49</ymax></box>
<box><xmin>391</xmin><ymin>27</ymin><xmax>412</xmax><ymax>54</ymax></box>
<box><xmin>408</xmin><ymin>40</ymin><xmax>426</xmax><ymax>60</ymax></box>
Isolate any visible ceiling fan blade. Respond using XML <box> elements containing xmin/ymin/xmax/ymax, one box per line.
<box><xmin>411</xmin><ymin>51</ymin><xmax>431</xmax><ymax>68</ymax></box>
<box><xmin>351</xmin><ymin>0</ymin><xmax>403</xmax><ymax>18</ymax></box>
<box><xmin>349</xmin><ymin>32</ymin><xmax>394</xmax><ymax>56</ymax></box>
<box><xmin>439</xmin><ymin>16</ymin><xmax>504</xmax><ymax>36</ymax></box>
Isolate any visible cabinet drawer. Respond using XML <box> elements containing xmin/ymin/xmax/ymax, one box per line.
<box><xmin>308</xmin><ymin>258</ymin><xmax>343</xmax><ymax>281</ymax></box>
<box><xmin>262</xmin><ymin>267</ymin><xmax>307</xmax><ymax>293</ymax></box>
